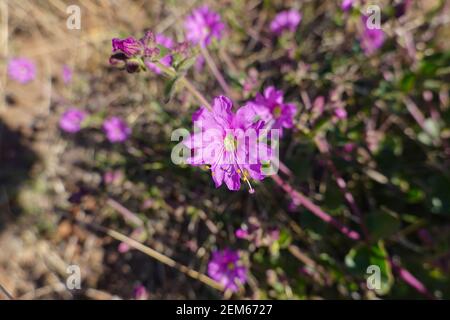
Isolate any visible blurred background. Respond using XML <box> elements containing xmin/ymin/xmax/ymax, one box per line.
<box><xmin>0</xmin><ymin>0</ymin><xmax>449</xmax><ymax>299</ymax></box>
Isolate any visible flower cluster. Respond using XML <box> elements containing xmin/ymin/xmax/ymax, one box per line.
<box><xmin>184</xmin><ymin>5</ymin><xmax>225</xmax><ymax>47</ymax></box>
<box><xmin>8</xmin><ymin>58</ymin><xmax>36</xmax><ymax>84</ymax></box>
<box><xmin>110</xmin><ymin>31</ymin><xmax>162</xmax><ymax>73</ymax></box>
<box><xmin>207</xmin><ymin>249</ymin><xmax>247</xmax><ymax>292</ymax></box>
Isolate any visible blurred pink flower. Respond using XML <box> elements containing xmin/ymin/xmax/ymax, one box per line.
<box><xmin>8</xmin><ymin>58</ymin><xmax>36</xmax><ymax>84</ymax></box>
<box><xmin>184</xmin><ymin>5</ymin><xmax>225</xmax><ymax>47</ymax></box>
<box><xmin>235</xmin><ymin>228</ymin><xmax>249</xmax><ymax>239</ymax></box>
<box><xmin>360</xmin><ymin>16</ymin><xmax>385</xmax><ymax>56</ymax></box>
<box><xmin>59</xmin><ymin>108</ymin><xmax>87</xmax><ymax>133</ymax></box>
<box><xmin>343</xmin><ymin>143</ymin><xmax>356</xmax><ymax>153</ymax></box>
<box><xmin>133</xmin><ymin>284</ymin><xmax>149</xmax><ymax>300</ymax></box>
<box><xmin>103</xmin><ymin>170</ymin><xmax>123</xmax><ymax>185</ymax></box>
<box><xmin>341</xmin><ymin>0</ymin><xmax>354</xmax><ymax>12</ymax></box>
<box><xmin>208</xmin><ymin>249</ymin><xmax>247</xmax><ymax>292</ymax></box>
<box><xmin>248</xmin><ymin>86</ymin><xmax>297</xmax><ymax>135</ymax></box>
<box><xmin>334</xmin><ymin>107</ymin><xmax>348</xmax><ymax>120</ymax></box>
<box><xmin>62</xmin><ymin>65</ymin><xmax>73</xmax><ymax>84</ymax></box>
<box><xmin>118</xmin><ymin>242</ymin><xmax>130</xmax><ymax>253</ymax></box>
<box><xmin>103</xmin><ymin>117</ymin><xmax>131</xmax><ymax>143</ymax></box>
<box><xmin>270</xmin><ymin>9</ymin><xmax>302</xmax><ymax>35</ymax></box>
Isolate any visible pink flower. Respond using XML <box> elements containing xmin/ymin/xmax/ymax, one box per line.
<box><xmin>360</xmin><ymin>15</ymin><xmax>385</xmax><ymax>56</ymax></box>
<box><xmin>270</xmin><ymin>9</ymin><xmax>302</xmax><ymax>35</ymax></box>
<box><xmin>184</xmin><ymin>5</ymin><xmax>225</xmax><ymax>47</ymax></box>
<box><xmin>184</xmin><ymin>96</ymin><xmax>271</xmax><ymax>193</ymax></box>
<box><xmin>103</xmin><ymin>117</ymin><xmax>131</xmax><ymax>143</ymax></box>
<box><xmin>8</xmin><ymin>58</ymin><xmax>36</xmax><ymax>84</ymax></box>
<box><xmin>133</xmin><ymin>284</ymin><xmax>149</xmax><ymax>300</ymax></box>
<box><xmin>118</xmin><ymin>242</ymin><xmax>130</xmax><ymax>253</ymax></box>
<box><xmin>334</xmin><ymin>107</ymin><xmax>348</xmax><ymax>120</ymax></box>
<box><xmin>208</xmin><ymin>249</ymin><xmax>247</xmax><ymax>292</ymax></box>
<box><xmin>235</xmin><ymin>228</ymin><xmax>249</xmax><ymax>239</ymax></box>
<box><xmin>103</xmin><ymin>170</ymin><xmax>123</xmax><ymax>185</ymax></box>
<box><xmin>343</xmin><ymin>143</ymin><xmax>356</xmax><ymax>153</ymax></box>
<box><xmin>59</xmin><ymin>108</ymin><xmax>87</xmax><ymax>133</ymax></box>
<box><xmin>112</xmin><ymin>37</ymin><xmax>142</xmax><ymax>57</ymax></box>
<box><xmin>62</xmin><ymin>65</ymin><xmax>73</xmax><ymax>84</ymax></box>
<box><xmin>341</xmin><ymin>0</ymin><xmax>354</xmax><ymax>12</ymax></box>
<box><xmin>248</xmin><ymin>86</ymin><xmax>297</xmax><ymax>135</ymax></box>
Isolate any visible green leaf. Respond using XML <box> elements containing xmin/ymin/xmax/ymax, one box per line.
<box><xmin>366</xmin><ymin>210</ymin><xmax>401</xmax><ymax>240</ymax></box>
<box><xmin>399</xmin><ymin>73</ymin><xmax>416</xmax><ymax>93</ymax></box>
<box><xmin>156</xmin><ymin>45</ymin><xmax>170</xmax><ymax>59</ymax></box>
<box><xmin>164</xmin><ymin>76</ymin><xmax>179</xmax><ymax>103</ymax></box>
<box><xmin>345</xmin><ymin>241</ymin><xmax>394</xmax><ymax>295</ymax></box>
<box><xmin>174</xmin><ymin>56</ymin><xmax>198</xmax><ymax>73</ymax></box>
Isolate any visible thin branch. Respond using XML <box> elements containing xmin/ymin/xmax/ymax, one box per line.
<box><xmin>0</xmin><ymin>282</ymin><xmax>13</xmax><ymax>300</ymax></box>
<box><xmin>390</xmin><ymin>258</ymin><xmax>435</xmax><ymax>299</ymax></box>
<box><xmin>107</xmin><ymin>198</ymin><xmax>143</xmax><ymax>227</ymax></box>
<box><xmin>315</xmin><ymin>136</ymin><xmax>370</xmax><ymax>240</ymax></box>
<box><xmin>198</xmin><ymin>45</ymin><xmax>232</xmax><ymax>98</ymax></box>
<box><xmin>74</xmin><ymin>217</ymin><xmax>224</xmax><ymax>292</ymax></box>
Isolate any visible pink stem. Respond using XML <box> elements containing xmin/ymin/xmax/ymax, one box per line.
<box><xmin>390</xmin><ymin>258</ymin><xmax>435</xmax><ymax>299</ymax></box>
<box><xmin>271</xmin><ymin>174</ymin><xmax>361</xmax><ymax>240</ymax></box>
<box><xmin>315</xmin><ymin>137</ymin><xmax>370</xmax><ymax>240</ymax></box>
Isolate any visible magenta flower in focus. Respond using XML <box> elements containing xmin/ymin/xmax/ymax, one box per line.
<box><xmin>59</xmin><ymin>108</ymin><xmax>87</xmax><ymax>133</ymax></box>
<box><xmin>62</xmin><ymin>65</ymin><xmax>73</xmax><ymax>84</ymax></box>
<box><xmin>103</xmin><ymin>117</ymin><xmax>131</xmax><ymax>143</ymax></box>
<box><xmin>360</xmin><ymin>16</ymin><xmax>385</xmax><ymax>56</ymax></box>
<box><xmin>248</xmin><ymin>86</ymin><xmax>297</xmax><ymax>135</ymax></box>
<box><xmin>341</xmin><ymin>0</ymin><xmax>354</xmax><ymax>12</ymax></box>
<box><xmin>207</xmin><ymin>249</ymin><xmax>247</xmax><ymax>292</ymax></box>
<box><xmin>184</xmin><ymin>5</ymin><xmax>225</xmax><ymax>47</ymax></box>
<box><xmin>146</xmin><ymin>34</ymin><xmax>174</xmax><ymax>74</ymax></box>
<box><xmin>184</xmin><ymin>96</ymin><xmax>271</xmax><ymax>193</ymax></box>
<box><xmin>8</xmin><ymin>58</ymin><xmax>36</xmax><ymax>84</ymax></box>
<box><xmin>270</xmin><ymin>9</ymin><xmax>302</xmax><ymax>35</ymax></box>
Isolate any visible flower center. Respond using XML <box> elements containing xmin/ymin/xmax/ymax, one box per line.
<box><xmin>223</xmin><ymin>133</ymin><xmax>237</xmax><ymax>152</ymax></box>
<box><xmin>272</xmin><ymin>105</ymin><xmax>282</xmax><ymax>118</ymax></box>
<box><xmin>227</xmin><ymin>262</ymin><xmax>235</xmax><ymax>270</ymax></box>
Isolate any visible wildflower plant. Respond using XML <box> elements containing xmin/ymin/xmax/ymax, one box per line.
<box><xmin>54</xmin><ymin>0</ymin><xmax>449</xmax><ymax>300</ymax></box>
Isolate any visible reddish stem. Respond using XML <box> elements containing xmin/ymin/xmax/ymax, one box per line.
<box><xmin>390</xmin><ymin>258</ymin><xmax>435</xmax><ymax>299</ymax></box>
<box><xmin>271</xmin><ymin>174</ymin><xmax>361</xmax><ymax>241</ymax></box>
